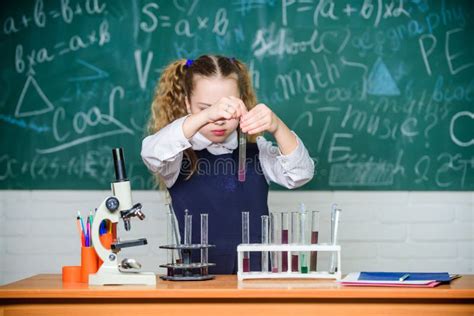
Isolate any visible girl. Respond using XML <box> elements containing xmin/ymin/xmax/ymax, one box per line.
<box><xmin>141</xmin><ymin>55</ymin><xmax>314</xmax><ymax>274</ymax></box>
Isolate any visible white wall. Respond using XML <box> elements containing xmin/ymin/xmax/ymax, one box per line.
<box><xmin>0</xmin><ymin>190</ymin><xmax>472</xmax><ymax>285</ymax></box>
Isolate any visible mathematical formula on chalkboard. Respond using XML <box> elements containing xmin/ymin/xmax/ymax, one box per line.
<box><xmin>0</xmin><ymin>0</ymin><xmax>472</xmax><ymax>190</ymax></box>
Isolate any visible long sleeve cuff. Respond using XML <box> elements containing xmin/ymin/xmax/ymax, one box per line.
<box><xmin>142</xmin><ymin>115</ymin><xmax>192</xmax><ymax>162</ymax></box>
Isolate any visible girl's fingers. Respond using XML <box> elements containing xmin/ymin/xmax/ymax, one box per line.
<box><xmin>220</xmin><ymin>110</ymin><xmax>232</xmax><ymax>120</ymax></box>
<box><xmin>247</xmin><ymin>122</ymin><xmax>270</xmax><ymax>134</ymax></box>
<box><xmin>220</xmin><ymin>102</ymin><xmax>236</xmax><ymax>117</ymax></box>
<box><xmin>229</xmin><ymin>96</ymin><xmax>247</xmax><ymax>119</ymax></box>
<box><xmin>241</xmin><ymin>110</ymin><xmax>265</xmax><ymax>129</ymax></box>
<box><xmin>236</xmin><ymin>98</ymin><xmax>248</xmax><ymax>116</ymax></box>
<box><xmin>242</xmin><ymin>103</ymin><xmax>267</xmax><ymax>121</ymax></box>
<box><xmin>241</xmin><ymin>116</ymin><xmax>269</xmax><ymax>133</ymax></box>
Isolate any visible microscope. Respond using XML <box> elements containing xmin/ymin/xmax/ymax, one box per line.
<box><xmin>89</xmin><ymin>148</ymin><xmax>156</xmax><ymax>286</ymax></box>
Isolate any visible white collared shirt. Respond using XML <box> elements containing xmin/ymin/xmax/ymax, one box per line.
<box><xmin>141</xmin><ymin>116</ymin><xmax>315</xmax><ymax>188</ymax></box>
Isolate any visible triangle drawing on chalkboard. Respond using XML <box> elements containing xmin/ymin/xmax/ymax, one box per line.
<box><xmin>367</xmin><ymin>58</ymin><xmax>400</xmax><ymax>96</ymax></box>
<box><xmin>14</xmin><ymin>76</ymin><xmax>54</xmax><ymax>118</ymax></box>
<box><xmin>68</xmin><ymin>59</ymin><xmax>109</xmax><ymax>82</ymax></box>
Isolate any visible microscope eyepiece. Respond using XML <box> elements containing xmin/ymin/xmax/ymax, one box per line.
<box><xmin>112</xmin><ymin>148</ymin><xmax>128</xmax><ymax>181</ymax></box>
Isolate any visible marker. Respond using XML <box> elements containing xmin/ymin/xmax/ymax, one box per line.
<box><xmin>399</xmin><ymin>273</ymin><xmax>410</xmax><ymax>281</ymax></box>
<box><xmin>76</xmin><ymin>212</ymin><xmax>84</xmax><ymax>246</ymax></box>
<box><xmin>78</xmin><ymin>211</ymin><xmax>86</xmax><ymax>240</ymax></box>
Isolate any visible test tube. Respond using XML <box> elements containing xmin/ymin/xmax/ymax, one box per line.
<box><xmin>310</xmin><ymin>211</ymin><xmax>320</xmax><ymax>272</ymax></box>
<box><xmin>184</xmin><ymin>209</ymin><xmax>192</xmax><ymax>245</ymax></box>
<box><xmin>166</xmin><ymin>199</ymin><xmax>182</xmax><ymax>264</ymax></box>
<box><xmin>238</xmin><ymin>130</ymin><xmax>246</xmax><ymax>182</ymax></box>
<box><xmin>183</xmin><ymin>209</ymin><xmax>192</xmax><ymax>269</ymax></box>
<box><xmin>166</xmin><ymin>209</ymin><xmax>174</xmax><ymax>277</ymax></box>
<box><xmin>270</xmin><ymin>213</ymin><xmax>279</xmax><ymax>273</ymax></box>
<box><xmin>281</xmin><ymin>212</ymin><xmax>289</xmax><ymax>272</ymax></box>
<box><xmin>261</xmin><ymin>215</ymin><xmax>269</xmax><ymax>272</ymax></box>
<box><xmin>241</xmin><ymin>212</ymin><xmax>250</xmax><ymax>272</ymax></box>
<box><xmin>200</xmin><ymin>213</ymin><xmax>208</xmax><ymax>275</ymax></box>
<box><xmin>290</xmin><ymin>211</ymin><xmax>300</xmax><ymax>272</ymax></box>
<box><xmin>299</xmin><ymin>205</ymin><xmax>308</xmax><ymax>274</ymax></box>
<box><xmin>329</xmin><ymin>205</ymin><xmax>341</xmax><ymax>273</ymax></box>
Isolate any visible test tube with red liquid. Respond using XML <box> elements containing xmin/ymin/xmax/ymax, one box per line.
<box><xmin>281</xmin><ymin>212</ymin><xmax>289</xmax><ymax>272</ymax></box>
<box><xmin>291</xmin><ymin>211</ymin><xmax>300</xmax><ymax>272</ymax></box>
<box><xmin>310</xmin><ymin>211</ymin><xmax>320</xmax><ymax>272</ymax></box>
<box><xmin>238</xmin><ymin>130</ymin><xmax>246</xmax><ymax>182</ymax></box>
<box><xmin>242</xmin><ymin>212</ymin><xmax>250</xmax><ymax>272</ymax></box>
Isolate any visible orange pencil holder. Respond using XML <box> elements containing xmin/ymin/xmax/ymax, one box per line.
<box><xmin>97</xmin><ymin>233</ymin><xmax>113</xmax><ymax>267</ymax></box>
<box><xmin>62</xmin><ymin>265</ymin><xmax>81</xmax><ymax>283</ymax></box>
<box><xmin>81</xmin><ymin>246</ymin><xmax>98</xmax><ymax>283</ymax></box>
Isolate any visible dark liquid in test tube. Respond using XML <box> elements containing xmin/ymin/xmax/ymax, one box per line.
<box><xmin>310</xmin><ymin>231</ymin><xmax>319</xmax><ymax>271</ymax></box>
<box><xmin>242</xmin><ymin>212</ymin><xmax>250</xmax><ymax>272</ymax></box>
<box><xmin>291</xmin><ymin>254</ymin><xmax>298</xmax><ymax>272</ymax></box>
<box><xmin>243</xmin><ymin>257</ymin><xmax>250</xmax><ymax>272</ymax></box>
<box><xmin>281</xmin><ymin>229</ymin><xmax>288</xmax><ymax>272</ymax></box>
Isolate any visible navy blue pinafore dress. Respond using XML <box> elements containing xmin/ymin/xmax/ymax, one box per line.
<box><xmin>168</xmin><ymin>143</ymin><xmax>269</xmax><ymax>274</ymax></box>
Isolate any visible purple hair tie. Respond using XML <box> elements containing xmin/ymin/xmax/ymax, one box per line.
<box><xmin>185</xmin><ymin>59</ymin><xmax>194</xmax><ymax>68</ymax></box>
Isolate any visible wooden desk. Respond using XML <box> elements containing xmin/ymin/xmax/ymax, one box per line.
<box><xmin>0</xmin><ymin>274</ymin><xmax>473</xmax><ymax>315</ymax></box>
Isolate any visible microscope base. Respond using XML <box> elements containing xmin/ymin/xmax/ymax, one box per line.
<box><xmin>89</xmin><ymin>266</ymin><xmax>156</xmax><ymax>286</ymax></box>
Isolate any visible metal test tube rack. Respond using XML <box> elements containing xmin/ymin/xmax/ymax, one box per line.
<box><xmin>159</xmin><ymin>210</ymin><xmax>216</xmax><ymax>281</ymax></box>
<box><xmin>236</xmin><ymin>243</ymin><xmax>341</xmax><ymax>281</ymax></box>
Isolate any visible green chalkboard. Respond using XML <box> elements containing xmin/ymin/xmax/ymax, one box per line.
<box><xmin>0</xmin><ymin>0</ymin><xmax>473</xmax><ymax>190</ymax></box>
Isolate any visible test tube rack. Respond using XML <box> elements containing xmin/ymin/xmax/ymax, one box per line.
<box><xmin>237</xmin><ymin>243</ymin><xmax>341</xmax><ymax>281</ymax></box>
<box><xmin>159</xmin><ymin>244</ymin><xmax>216</xmax><ymax>281</ymax></box>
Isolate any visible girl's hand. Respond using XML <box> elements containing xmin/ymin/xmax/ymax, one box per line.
<box><xmin>240</xmin><ymin>103</ymin><xmax>280</xmax><ymax>135</ymax></box>
<box><xmin>202</xmin><ymin>96</ymin><xmax>247</xmax><ymax>123</ymax></box>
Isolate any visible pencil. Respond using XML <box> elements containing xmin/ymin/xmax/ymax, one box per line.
<box><xmin>76</xmin><ymin>213</ymin><xmax>83</xmax><ymax>246</ymax></box>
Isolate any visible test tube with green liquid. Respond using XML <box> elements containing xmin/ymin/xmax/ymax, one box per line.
<box><xmin>299</xmin><ymin>204</ymin><xmax>308</xmax><ymax>274</ymax></box>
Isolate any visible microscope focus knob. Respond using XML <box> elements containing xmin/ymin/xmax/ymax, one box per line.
<box><xmin>105</xmin><ymin>197</ymin><xmax>120</xmax><ymax>212</ymax></box>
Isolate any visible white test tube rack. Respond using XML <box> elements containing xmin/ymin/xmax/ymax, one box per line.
<box><xmin>237</xmin><ymin>243</ymin><xmax>341</xmax><ymax>281</ymax></box>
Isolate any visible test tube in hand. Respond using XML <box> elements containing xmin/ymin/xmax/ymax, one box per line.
<box><xmin>242</xmin><ymin>212</ymin><xmax>250</xmax><ymax>272</ymax></box>
<box><xmin>238</xmin><ymin>130</ymin><xmax>246</xmax><ymax>182</ymax></box>
<box><xmin>261</xmin><ymin>215</ymin><xmax>269</xmax><ymax>272</ymax></box>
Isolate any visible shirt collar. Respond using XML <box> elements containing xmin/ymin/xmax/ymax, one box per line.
<box><xmin>190</xmin><ymin>130</ymin><xmax>238</xmax><ymax>155</ymax></box>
